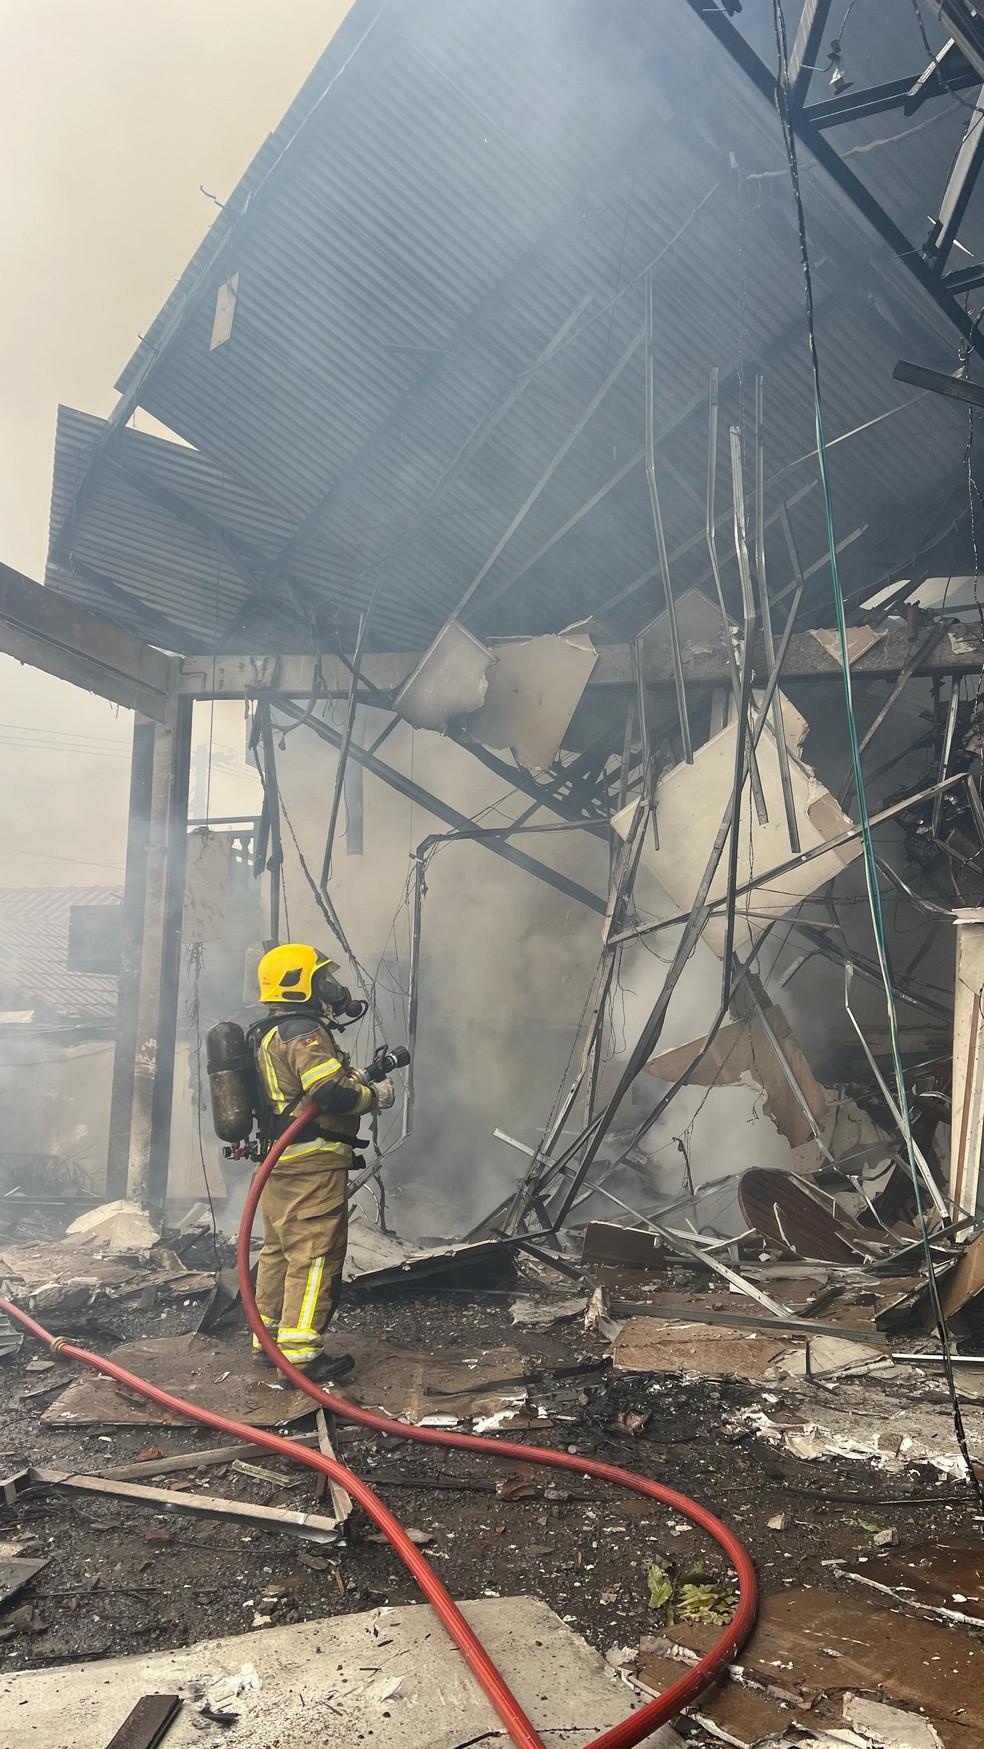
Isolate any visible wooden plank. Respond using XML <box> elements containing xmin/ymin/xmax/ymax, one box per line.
<box><xmin>105</xmin><ymin>1694</ymin><xmax>181</xmax><ymax>1749</ymax></box>
<box><xmin>315</xmin><ymin>1408</ymin><xmax>353</xmax><ymax>1527</ymax></box>
<box><xmin>98</xmin><ymin>1432</ymin><xmax>320</xmax><ymax>1481</ymax></box>
<box><xmin>28</xmin><ymin>1466</ymin><xmax>340</xmax><ymax>1544</ymax></box>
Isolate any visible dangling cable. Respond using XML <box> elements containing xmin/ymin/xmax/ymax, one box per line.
<box><xmin>771</xmin><ymin>0</ymin><xmax>984</xmax><ymax>1513</ymax></box>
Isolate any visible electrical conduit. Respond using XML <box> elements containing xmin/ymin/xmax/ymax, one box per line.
<box><xmin>0</xmin><ymin>1103</ymin><xmax>757</xmax><ymax>1748</ymax></box>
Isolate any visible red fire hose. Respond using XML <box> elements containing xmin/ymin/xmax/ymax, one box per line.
<box><xmin>0</xmin><ymin>1104</ymin><xmax>757</xmax><ymax>1748</ymax></box>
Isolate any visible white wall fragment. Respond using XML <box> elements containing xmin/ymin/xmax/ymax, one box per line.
<box><xmin>393</xmin><ymin>622</ymin><xmax>494</xmax><ymax>731</ymax></box>
<box><xmin>468</xmin><ymin>625</ymin><xmax>596</xmax><ymax>771</ymax></box>
<box><xmin>613</xmin><ymin>701</ymin><xmax>862</xmax><ymax>956</ymax></box>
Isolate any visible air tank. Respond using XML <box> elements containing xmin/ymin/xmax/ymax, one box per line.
<box><xmin>206</xmin><ymin>1021</ymin><xmax>255</xmax><ymax>1144</ymax></box>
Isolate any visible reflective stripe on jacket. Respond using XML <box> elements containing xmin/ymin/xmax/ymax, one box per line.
<box><xmin>256</xmin><ymin>1015</ymin><xmax>373</xmax><ymax>1161</ymax></box>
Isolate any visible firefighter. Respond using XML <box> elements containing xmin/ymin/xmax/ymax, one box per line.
<box><xmin>251</xmin><ymin>942</ymin><xmax>394</xmax><ymax>1381</ymax></box>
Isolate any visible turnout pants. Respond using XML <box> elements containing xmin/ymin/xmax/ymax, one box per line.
<box><xmin>254</xmin><ymin>1148</ymin><xmax>350</xmax><ymax>1366</ymax></box>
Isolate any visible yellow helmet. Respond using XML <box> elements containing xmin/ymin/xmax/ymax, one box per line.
<box><xmin>257</xmin><ymin>943</ymin><xmax>336</xmax><ymax>1005</ymax></box>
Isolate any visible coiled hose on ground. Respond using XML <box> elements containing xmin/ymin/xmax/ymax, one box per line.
<box><xmin>0</xmin><ymin>1103</ymin><xmax>757</xmax><ymax>1748</ymax></box>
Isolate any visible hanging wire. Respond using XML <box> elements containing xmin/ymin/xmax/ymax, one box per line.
<box><xmin>771</xmin><ymin>0</ymin><xmax>984</xmax><ymax>1514</ymax></box>
<box><xmin>185</xmin><ymin>940</ymin><xmax>221</xmax><ymax>1266</ymax></box>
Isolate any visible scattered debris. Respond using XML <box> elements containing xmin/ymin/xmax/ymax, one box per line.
<box><xmin>230</xmin><ymin>1460</ymin><xmax>302</xmax><ymax>1490</ymax></box>
<box><xmin>510</xmin><ymin>1294</ymin><xmax>588</xmax><ymax>1327</ymax></box>
<box><xmin>0</xmin><ymin>1554</ymin><xmax>47</xmax><ymax>1613</ymax></box>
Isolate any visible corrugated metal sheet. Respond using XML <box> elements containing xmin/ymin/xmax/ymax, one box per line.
<box><xmin>45</xmin><ymin>0</ymin><xmax>979</xmax><ymax>653</ymax></box>
<box><xmin>0</xmin><ymin>887</ymin><xmax>121</xmax><ymax>1024</ymax></box>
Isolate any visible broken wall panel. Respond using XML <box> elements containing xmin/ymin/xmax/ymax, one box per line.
<box><xmin>392</xmin><ymin>621</ymin><xmax>493</xmax><ymax>731</ymax></box>
<box><xmin>467</xmin><ymin>626</ymin><xmax>597</xmax><ymax>771</ymax></box>
<box><xmin>613</xmin><ymin>708</ymin><xmax>862</xmax><ymax>957</ymax></box>
<box><xmin>645</xmin><ymin>1004</ymin><xmax>828</xmax><ymax>1150</ymax></box>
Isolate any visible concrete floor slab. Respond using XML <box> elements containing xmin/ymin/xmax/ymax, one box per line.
<box><xmin>1</xmin><ymin>1595</ymin><xmax>681</xmax><ymax>1749</ymax></box>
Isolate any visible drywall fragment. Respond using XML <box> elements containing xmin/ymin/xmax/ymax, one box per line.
<box><xmin>774</xmin><ymin>1336</ymin><xmax>886</xmax><ymax>1380</ymax></box>
<box><xmin>64</xmin><ymin>1199</ymin><xmax>160</xmax><ymax>1254</ymax></box>
<box><xmin>510</xmin><ymin>1295</ymin><xmax>588</xmax><ymax>1327</ymax></box>
<box><xmin>949</xmin><ymin>909</ymin><xmax>984</xmax><ymax>1216</ymax></box>
<box><xmin>809</xmin><ymin>627</ymin><xmax>884</xmax><ymax>667</ymax></box>
<box><xmin>646</xmin><ymin>1004</ymin><xmax>827</xmax><ymax>1149</ymax></box>
<box><xmin>842</xmin><ymin>1693</ymin><xmax>943</xmax><ymax>1749</ymax></box>
<box><xmin>393</xmin><ymin>621</ymin><xmax>494</xmax><ymax>730</ymax></box>
<box><xmin>468</xmin><ymin>625</ymin><xmax>597</xmax><ymax>770</ymax></box>
<box><xmin>613</xmin><ymin>708</ymin><xmax>862</xmax><ymax>956</ymax></box>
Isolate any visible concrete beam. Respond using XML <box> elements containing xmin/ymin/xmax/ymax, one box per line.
<box><xmin>176</xmin><ymin>621</ymin><xmax>984</xmax><ymax>698</ymax></box>
<box><xmin>0</xmin><ymin>563</ymin><xmax>177</xmax><ymax>722</ymax></box>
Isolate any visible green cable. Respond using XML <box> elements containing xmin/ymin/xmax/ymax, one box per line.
<box><xmin>771</xmin><ymin>0</ymin><xmax>984</xmax><ymax>1509</ymax></box>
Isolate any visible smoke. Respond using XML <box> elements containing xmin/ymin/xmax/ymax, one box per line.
<box><xmin>246</xmin><ymin>701</ymin><xmax>805</xmax><ymax>1240</ymax></box>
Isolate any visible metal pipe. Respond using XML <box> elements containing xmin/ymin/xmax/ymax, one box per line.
<box><xmin>843</xmin><ymin>962</ymin><xmax>950</xmax><ymax>1219</ymax></box>
<box><xmin>742</xmin><ymin>980</ymin><xmax>834</xmax><ymax>1162</ymax></box>
<box><xmin>631</xmin><ymin>636</ymin><xmax>658</xmax><ymax>852</ymax></box>
<box><xmin>931</xmin><ymin>676</ymin><xmax>962</xmax><ymax>838</ymax></box>
<box><xmin>720</xmin><ymin>427</ymin><xmax>761</xmax><ymax>1003</ymax></box>
<box><xmin>257</xmin><ymin>701</ymin><xmax>284</xmax><ymax>941</ymax></box>
<box><xmin>755</xmin><ymin>376</ymin><xmax>799</xmax><ymax>851</ymax></box>
<box><xmin>706</xmin><ymin>370</ymin><xmax>768</xmax><ymax>824</ymax></box>
<box><xmin>402</xmin><ymin>852</ymin><xmax>425</xmax><ymax>1144</ymax></box>
<box><xmin>838</xmin><ymin>621</ymin><xmax>948</xmax><ymax>807</ymax></box>
<box><xmin>546</xmin><ymin>583</ymin><xmax>806</xmax><ymax>1230</ymax></box>
<box><xmin>320</xmin><ymin>603</ymin><xmax>375</xmax><ymax>888</ymax></box>
<box><xmin>645</xmin><ymin>270</ymin><xmax>692</xmax><ymax>762</ymax></box>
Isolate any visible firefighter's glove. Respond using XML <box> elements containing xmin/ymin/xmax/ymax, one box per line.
<box><xmin>373</xmin><ymin>1077</ymin><xmax>396</xmax><ymax>1110</ymax></box>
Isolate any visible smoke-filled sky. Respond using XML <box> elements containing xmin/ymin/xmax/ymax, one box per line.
<box><xmin>0</xmin><ymin>1</ymin><xmax>351</xmax><ymax>886</ymax></box>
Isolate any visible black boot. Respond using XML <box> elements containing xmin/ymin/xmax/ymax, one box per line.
<box><xmin>251</xmin><ymin>1348</ymin><xmax>276</xmax><ymax>1371</ymax></box>
<box><xmin>295</xmin><ymin>1350</ymin><xmax>354</xmax><ymax>1385</ymax></box>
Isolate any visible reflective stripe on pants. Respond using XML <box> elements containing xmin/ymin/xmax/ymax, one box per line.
<box><xmin>254</xmin><ymin>1150</ymin><xmax>349</xmax><ymax>1362</ymax></box>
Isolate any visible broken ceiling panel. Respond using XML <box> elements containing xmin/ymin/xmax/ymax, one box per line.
<box><xmin>645</xmin><ymin>1004</ymin><xmax>828</xmax><ymax>1150</ymax></box>
<box><xmin>614</xmin><ymin>712</ymin><xmax>862</xmax><ymax>956</ymax></box>
<box><xmin>392</xmin><ymin>621</ymin><xmax>493</xmax><ymax>731</ymax></box>
<box><xmin>468</xmin><ymin>625</ymin><xmax>597</xmax><ymax>771</ymax></box>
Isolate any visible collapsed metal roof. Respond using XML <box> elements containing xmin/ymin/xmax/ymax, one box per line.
<box><xmin>45</xmin><ymin>0</ymin><xmax>984</xmax><ymax>653</ymax></box>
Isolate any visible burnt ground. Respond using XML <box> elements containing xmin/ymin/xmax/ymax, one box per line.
<box><xmin>1</xmin><ymin>1278</ymin><xmax>981</xmax><ymax>1738</ymax></box>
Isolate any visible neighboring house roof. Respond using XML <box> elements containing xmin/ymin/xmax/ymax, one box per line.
<box><xmin>0</xmin><ymin>886</ymin><xmax>122</xmax><ymax>1025</ymax></box>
